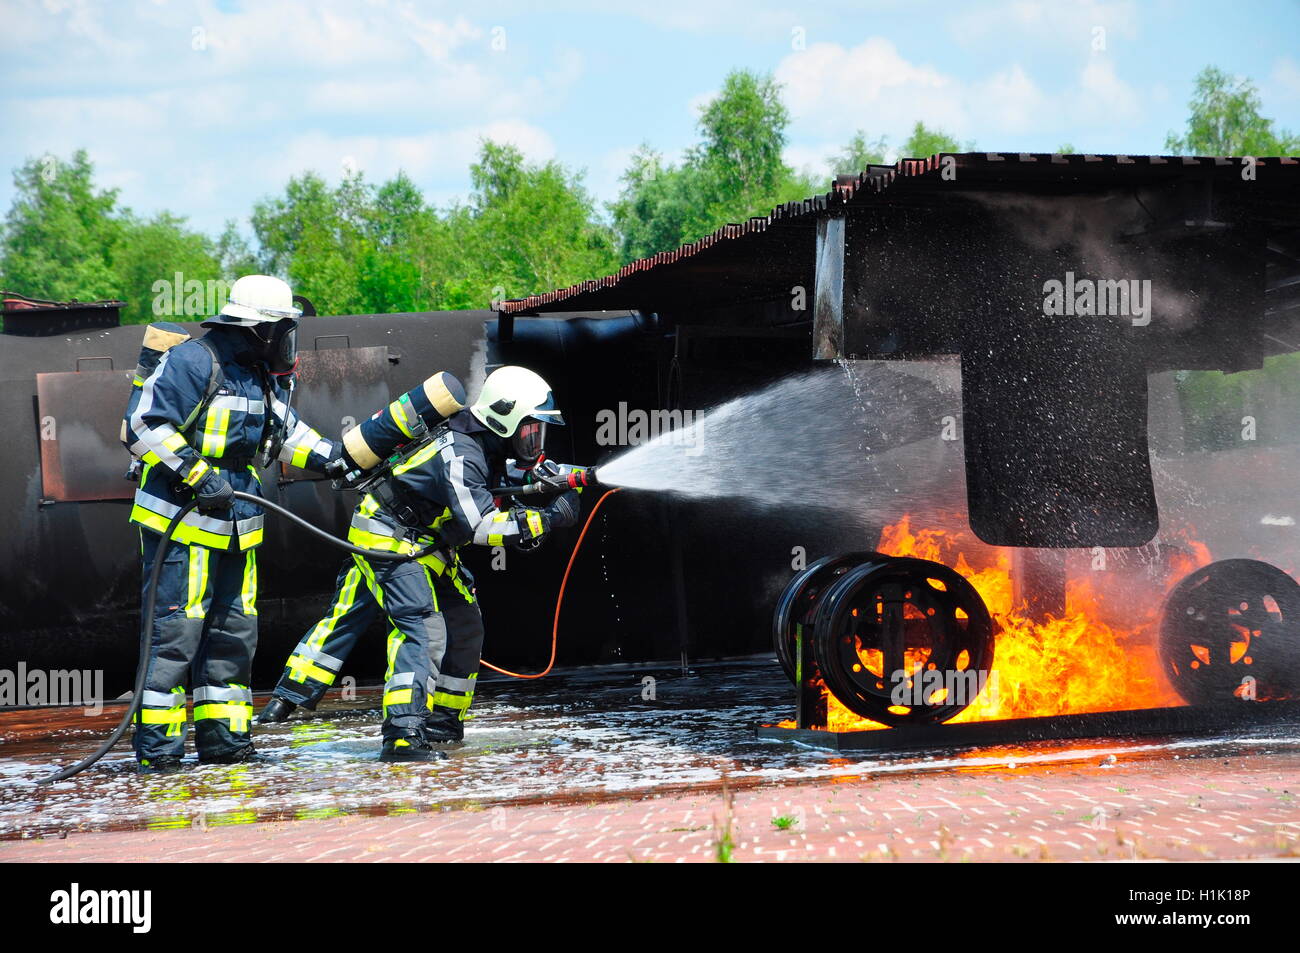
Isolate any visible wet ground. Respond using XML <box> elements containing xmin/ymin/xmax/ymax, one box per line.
<box><xmin>4</xmin><ymin>658</ymin><xmax>1300</xmax><ymax>853</ymax></box>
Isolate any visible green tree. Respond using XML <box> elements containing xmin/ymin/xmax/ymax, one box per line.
<box><xmin>611</xmin><ymin>69</ymin><xmax>813</xmax><ymax>262</ymax></box>
<box><xmin>446</xmin><ymin>140</ymin><xmax>618</xmax><ymax>306</ymax></box>
<box><xmin>1165</xmin><ymin>66</ymin><xmax>1300</xmax><ymax>155</ymax></box>
<box><xmin>900</xmin><ymin>121</ymin><xmax>968</xmax><ymax>157</ymax></box>
<box><xmin>0</xmin><ymin>150</ymin><xmax>227</xmax><ymax>325</ymax></box>
<box><xmin>0</xmin><ymin>150</ymin><xmax>123</xmax><ymax>303</ymax></box>
<box><xmin>828</xmin><ymin>130</ymin><xmax>889</xmax><ymax>174</ymax></box>
<box><xmin>114</xmin><ymin>212</ymin><xmax>222</xmax><ymax>324</ymax></box>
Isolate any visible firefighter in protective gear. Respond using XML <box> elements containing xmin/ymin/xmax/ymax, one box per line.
<box><xmin>126</xmin><ymin>275</ymin><xmax>336</xmax><ymax>771</ymax></box>
<box><xmin>260</xmin><ymin>366</ymin><xmax>580</xmax><ymax>760</ymax></box>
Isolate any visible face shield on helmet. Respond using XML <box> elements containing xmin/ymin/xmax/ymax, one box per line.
<box><xmin>249</xmin><ymin>317</ymin><xmax>299</xmax><ymax>375</ymax></box>
<box><xmin>511</xmin><ymin>420</ymin><xmax>547</xmax><ymax>469</ymax></box>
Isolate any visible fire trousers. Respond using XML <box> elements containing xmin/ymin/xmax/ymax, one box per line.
<box><xmin>272</xmin><ymin>554</ymin><xmax>484</xmax><ymax>736</ymax></box>
<box><xmin>133</xmin><ymin>531</ymin><xmax>259</xmax><ymax>763</ymax></box>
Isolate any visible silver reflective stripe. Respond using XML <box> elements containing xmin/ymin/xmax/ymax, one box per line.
<box><xmin>350</xmin><ymin>514</ymin><xmax>403</xmax><ymax>539</ymax></box>
<box><xmin>194</xmin><ymin>685</ymin><xmax>253</xmax><ymax>703</ymax></box>
<box><xmin>311</xmin><ymin>436</ymin><xmax>333</xmax><ymax>458</ymax></box>
<box><xmin>142</xmin><ymin>689</ymin><xmax>186</xmax><ymax>708</ymax></box>
<box><xmin>426</xmin><ymin>676</ymin><xmax>437</xmax><ymax>695</ymax></box>
<box><xmin>436</xmin><ymin>674</ymin><xmax>476</xmax><ymax>693</ymax></box>
<box><xmin>447</xmin><ymin>451</ymin><xmax>486</xmax><ymax>532</ymax></box>
<box><xmin>208</xmin><ymin>396</ymin><xmax>264</xmax><ymax>414</ymax></box>
<box><xmin>473</xmin><ymin>514</ymin><xmax>521</xmax><ymax>546</ymax></box>
<box><xmin>236</xmin><ymin>515</ymin><xmax>265</xmax><ymax>536</ymax></box>
<box><xmin>286</xmin><ymin>418</ymin><xmax>311</xmax><ymax>445</ymax></box>
<box><xmin>134</xmin><ymin>490</ymin><xmax>239</xmax><ymax>535</ymax></box>
<box><xmin>129</xmin><ymin>351</ymin><xmax>187</xmax><ymax>470</ymax></box>
<box><xmin>292</xmin><ymin>645</ymin><xmax>344</xmax><ymax>671</ymax></box>
<box><xmin>385</xmin><ymin>672</ymin><xmax>415</xmax><ymax>691</ymax></box>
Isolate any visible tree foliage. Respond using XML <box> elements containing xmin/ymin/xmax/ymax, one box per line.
<box><xmin>1165</xmin><ymin>66</ymin><xmax>1300</xmax><ymax>155</ymax></box>
<box><xmin>610</xmin><ymin>69</ymin><xmax>817</xmax><ymax>262</ymax></box>
<box><xmin>3</xmin><ymin>64</ymin><xmax>1296</xmax><ymax>324</ymax></box>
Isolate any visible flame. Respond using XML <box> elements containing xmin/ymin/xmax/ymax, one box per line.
<box><xmin>789</xmin><ymin>515</ymin><xmax>1203</xmax><ymax>731</ymax></box>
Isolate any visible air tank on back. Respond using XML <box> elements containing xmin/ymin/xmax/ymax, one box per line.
<box><xmin>328</xmin><ymin>371</ymin><xmax>467</xmax><ymax>486</ymax></box>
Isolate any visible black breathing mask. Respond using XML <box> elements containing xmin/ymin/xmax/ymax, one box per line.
<box><xmin>250</xmin><ymin>318</ymin><xmax>299</xmax><ymax>375</ymax></box>
<box><xmin>511</xmin><ymin>420</ymin><xmax>547</xmax><ymax>470</ymax></box>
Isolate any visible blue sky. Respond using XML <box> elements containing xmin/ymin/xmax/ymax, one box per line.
<box><xmin>3</xmin><ymin>0</ymin><xmax>1298</xmax><ymax>238</ymax></box>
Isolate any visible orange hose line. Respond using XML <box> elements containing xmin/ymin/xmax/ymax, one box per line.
<box><xmin>479</xmin><ymin>487</ymin><xmax>623</xmax><ymax>679</ymax></box>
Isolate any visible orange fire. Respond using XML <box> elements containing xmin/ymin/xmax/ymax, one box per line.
<box><xmin>796</xmin><ymin>515</ymin><xmax>1204</xmax><ymax>731</ymax></box>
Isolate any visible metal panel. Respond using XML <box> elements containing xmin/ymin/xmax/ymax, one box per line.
<box><xmin>35</xmin><ymin>369</ymin><xmax>135</xmax><ymax>502</ymax></box>
<box><xmin>277</xmin><ymin>345</ymin><xmax>392</xmax><ymax>483</ymax></box>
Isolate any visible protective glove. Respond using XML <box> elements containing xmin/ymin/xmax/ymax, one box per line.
<box><xmin>194</xmin><ymin>469</ymin><xmax>235</xmax><ymax>513</ymax></box>
<box><xmin>542</xmin><ymin>489</ymin><xmax>581</xmax><ymax>530</ymax></box>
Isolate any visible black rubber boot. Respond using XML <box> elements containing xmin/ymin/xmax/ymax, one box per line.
<box><xmin>256</xmin><ymin>696</ymin><xmax>297</xmax><ymax>724</ymax></box>
<box><xmin>424</xmin><ymin>706</ymin><xmax>465</xmax><ymax>744</ymax></box>
<box><xmin>199</xmin><ymin>743</ymin><xmax>258</xmax><ymax>765</ymax></box>
<box><xmin>137</xmin><ymin>754</ymin><xmax>185</xmax><ymax>774</ymax></box>
<box><xmin>380</xmin><ymin>732</ymin><xmax>447</xmax><ymax>762</ymax></box>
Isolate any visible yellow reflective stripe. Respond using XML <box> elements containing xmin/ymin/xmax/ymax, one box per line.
<box><xmin>162</xmin><ymin>432</ymin><xmax>188</xmax><ymax>453</ymax></box>
<box><xmin>193</xmin><ymin>702</ymin><xmax>252</xmax><ymax>733</ymax></box>
<box><xmin>383</xmin><ymin>688</ymin><xmax>413</xmax><ymax>709</ymax></box>
<box><xmin>136</xmin><ymin>688</ymin><xmax>187</xmax><ymax>736</ymax></box>
<box><xmin>383</xmin><ymin>626</ymin><xmax>400</xmax><ymax>678</ymax></box>
<box><xmin>141</xmin><ymin>450</ymin><xmax>162</xmax><ymax>466</ymax></box>
<box><xmin>393</xmin><ymin>440</ymin><xmax>441</xmax><ymax>475</ymax></box>
<box><xmin>354</xmin><ymin>556</ymin><xmax>385</xmax><ymax>610</ymax></box>
<box><xmin>200</xmin><ymin>408</ymin><xmax>230</xmax><ymax>457</ymax></box>
<box><xmin>287</xmin><ymin>656</ymin><xmax>337</xmax><ymax>685</ymax></box>
<box><xmin>388</xmin><ymin>400</ymin><xmax>413</xmax><ymax>438</ymax></box>
<box><xmin>309</xmin><ymin>566</ymin><xmax>362</xmax><ymax>650</ymax></box>
<box><xmin>183</xmin><ymin>459</ymin><xmax>211</xmax><ymax>487</ymax></box>
<box><xmin>289</xmin><ymin>429</ymin><xmax>322</xmax><ymax>469</ymax></box>
<box><xmin>237</xmin><ymin>529</ymin><xmax>262</xmax><ymax>550</ymax></box>
<box><xmin>431</xmin><ymin>691</ymin><xmax>472</xmax><ymax>711</ymax></box>
<box><xmin>346</xmin><ymin>527</ymin><xmax>423</xmax><ymax>557</ymax></box>
<box><xmin>131</xmin><ymin>504</ymin><xmax>233</xmax><ymax>550</ymax></box>
<box><xmin>240</xmin><ymin>550</ymin><xmax>258</xmax><ymax>616</ymax></box>
<box><xmin>185</xmin><ymin>546</ymin><xmax>210</xmax><ymax>619</ymax></box>
<box><xmin>422</xmin><ymin>564</ymin><xmax>439</xmax><ymax>612</ymax></box>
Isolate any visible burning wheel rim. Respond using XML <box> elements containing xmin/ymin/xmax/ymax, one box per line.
<box><xmin>1159</xmin><ymin>558</ymin><xmax>1300</xmax><ymax>706</ymax></box>
<box><xmin>812</xmin><ymin>556</ymin><xmax>994</xmax><ymax>726</ymax></box>
<box><xmin>773</xmin><ymin>552</ymin><xmax>882</xmax><ymax>683</ymax></box>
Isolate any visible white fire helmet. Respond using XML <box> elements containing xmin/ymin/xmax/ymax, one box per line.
<box><xmin>470</xmin><ymin>365</ymin><xmax>564</xmax><ymax>466</ymax></box>
<box><xmin>206</xmin><ymin>275</ymin><xmax>302</xmax><ymax>327</ymax></box>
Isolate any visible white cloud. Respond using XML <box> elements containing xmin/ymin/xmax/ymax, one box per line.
<box><xmin>777</xmin><ymin>39</ymin><xmax>964</xmax><ymax>139</ymax></box>
<box><xmin>0</xmin><ymin>0</ymin><xmax>582</xmax><ymax>232</ymax></box>
<box><xmin>269</xmin><ymin>122</ymin><xmax>558</xmax><ymax>194</ymax></box>
<box><xmin>977</xmin><ymin>64</ymin><xmax>1047</xmax><ymax>132</ymax></box>
<box><xmin>1071</xmin><ymin>57</ymin><xmax>1141</xmax><ymax>123</ymax></box>
<box><xmin>947</xmin><ymin>0</ymin><xmax>1139</xmax><ymax>52</ymax></box>
<box><xmin>1267</xmin><ymin>56</ymin><xmax>1300</xmax><ymax>103</ymax></box>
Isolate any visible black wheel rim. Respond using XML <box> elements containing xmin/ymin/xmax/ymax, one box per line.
<box><xmin>812</xmin><ymin>556</ymin><xmax>994</xmax><ymax>726</ymax></box>
<box><xmin>1159</xmin><ymin>558</ymin><xmax>1300</xmax><ymax>706</ymax></box>
<box><xmin>773</xmin><ymin>552</ymin><xmax>882</xmax><ymax>683</ymax></box>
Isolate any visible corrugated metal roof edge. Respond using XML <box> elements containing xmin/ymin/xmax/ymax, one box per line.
<box><xmin>500</xmin><ymin>151</ymin><xmax>1299</xmax><ymax>314</ymax></box>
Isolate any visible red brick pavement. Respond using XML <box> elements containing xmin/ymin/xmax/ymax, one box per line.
<box><xmin>4</xmin><ymin>753</ymin><xmax>1299</xmax><ymax>862</ymax></box>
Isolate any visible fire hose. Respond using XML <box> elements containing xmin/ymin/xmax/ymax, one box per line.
<box><xmin>39</xmin><ymin>483</ymin><xmax>619</xmax><ymax>784</ymax></box>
